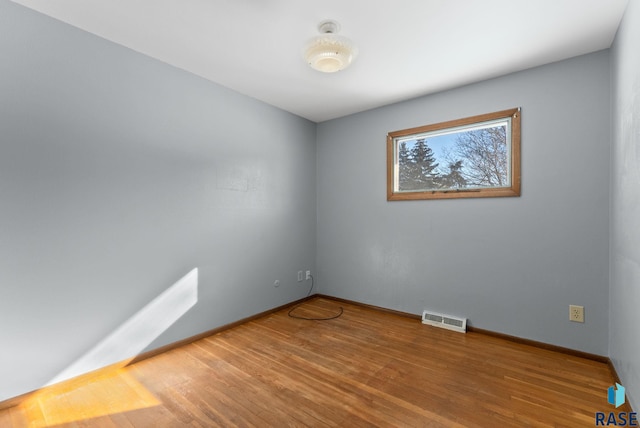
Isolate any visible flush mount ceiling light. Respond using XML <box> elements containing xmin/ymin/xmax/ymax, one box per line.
<box><xmin>304</xmin><ymin>20</ymin><xmax>358</xmax><ymax>73</ymax></box>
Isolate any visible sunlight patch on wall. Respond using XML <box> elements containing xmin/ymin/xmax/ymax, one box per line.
<box><xmin>13</xmin><ymin>268</ymin><xmax>198</xmax><ymax>426</ymax></box>
<box><xmin>47</xmin><ymin>267</ymin><xmax>198</xmax><ymax>386</ymax></box>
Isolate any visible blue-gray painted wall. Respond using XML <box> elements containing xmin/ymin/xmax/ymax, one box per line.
<box><xmin>317</xmin><ymin>51</ymin><xmax>611</xmax><ymax>356</ymax></box>
<box><xmin>610</xmin><ymin>0</ymin><xmax>640</xmax><ymax>412</ymax></box>
<box><xmin>0</xmin><ymin>0</ymin><xmax>316</xmax><ymax>402</ymax></box>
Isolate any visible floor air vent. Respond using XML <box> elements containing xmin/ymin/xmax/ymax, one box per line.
<box><xmin>421</xmin><ymin>310</ymin><xmax>467</xmax><ymax>333</ymax></box>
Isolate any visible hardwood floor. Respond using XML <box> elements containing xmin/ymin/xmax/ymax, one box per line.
<box><xmin>1</xmin><ymin>297</ymin><xmax>630</xmax><ymax>427</ymax></box>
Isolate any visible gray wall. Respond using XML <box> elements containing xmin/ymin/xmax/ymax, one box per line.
<box><xmin>610</xmin><ymin>0</ymin><xmax>640</xmax><ymax>411</ymax></box>
<box><xmin>317</xmin><ymin>51</ymin><xmax>611</xmax><ymax>356</ymax></box>
<box><xmin>0</xmin><ymin>0</ymin><xmax>316</xmax><ymax>402</ymax></box>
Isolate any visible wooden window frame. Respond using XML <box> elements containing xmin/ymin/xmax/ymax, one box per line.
<box><xmin>387</xmin><ymin>108</ymin><xmax>521</xmax><ymax>201</ymax></box>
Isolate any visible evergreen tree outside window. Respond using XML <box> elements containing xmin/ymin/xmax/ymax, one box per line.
<box><xmin>387</xmin><ymin>108</ymin><xmax>521</xmax><ymax>200</ymax></box>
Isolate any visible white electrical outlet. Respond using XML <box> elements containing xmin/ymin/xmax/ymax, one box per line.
<box><xmin>306</xmin><ymin>270</ymin><xmax>311</xmax><ymax>280</ymax></box>
<box><xmin>297</xmin><ymin>271</ymin><xmax>303</xmax><ymax>282</ymax></box>
<box><xmin>569</xmin><ymin>305</ymin><xmax>584</xmax><ymax>323</ymax></box>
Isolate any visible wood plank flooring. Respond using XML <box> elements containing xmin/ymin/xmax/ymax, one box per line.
<box><xmin>1</xmin><ymin>297</ymin><xmax>630</xmax><ymax>427</ymax></box>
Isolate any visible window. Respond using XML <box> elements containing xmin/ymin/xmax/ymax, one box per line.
<box><xmin>387</xmin><ymin>108</ymin><xmax>521</xmax><ymax>201</ymax></box>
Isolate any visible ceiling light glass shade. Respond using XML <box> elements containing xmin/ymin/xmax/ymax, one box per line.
<box><xmin>304</xmin><ymin>21</ymin><xmax>357</xmax><ymax>73</ymax></box>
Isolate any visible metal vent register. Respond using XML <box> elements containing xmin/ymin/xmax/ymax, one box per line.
<box><xmin>421</xmin><ymin>310</ymin><xmax>467</xmax><ymax>333</ymax></box>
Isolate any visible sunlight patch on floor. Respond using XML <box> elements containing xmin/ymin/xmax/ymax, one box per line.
<box><xmin>18</xmin><ymin>368</ymin><xmax>160</xmax><ymax>427</ymax></box>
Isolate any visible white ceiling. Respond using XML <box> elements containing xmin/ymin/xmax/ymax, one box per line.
<box><xmin>11</xmin><ymin>0</ymin><xmax>629</xmax><ymax>122</ymax></box>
